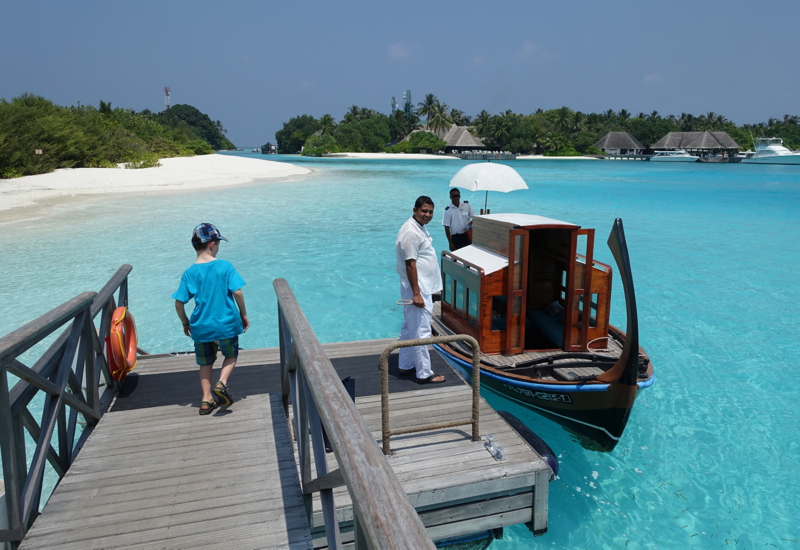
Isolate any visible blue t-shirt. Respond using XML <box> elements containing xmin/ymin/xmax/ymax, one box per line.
<box><xmin>172</xmin><ymin>259</ymin><xmax>246</xmax><ymax>343</ymax></box>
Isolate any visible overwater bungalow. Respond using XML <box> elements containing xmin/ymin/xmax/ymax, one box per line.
<box><xmin>593</xmin><ymin>132</ymin><xmax>645</xmax><ymax>155</ymax></box>
<box><xmin>650</xmin><ymin>131</ymin><xmax>740</xmax><ymax>160</ymax></box>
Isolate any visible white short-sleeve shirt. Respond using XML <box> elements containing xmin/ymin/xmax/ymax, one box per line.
<box><xmin>441</xmin><ymin>201</ymin><xmax>475</xmax><ymax>235</ymax></box>
<box><xmin>395</xmin><ymin>217</ymin><xmax>443</xmax><ymax>296</ymax></box>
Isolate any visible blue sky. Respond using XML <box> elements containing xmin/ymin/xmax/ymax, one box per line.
<box><xmin>2</xmin><ymin>0</ymin><xmax>798</xmax><ymax>146</ymax></box>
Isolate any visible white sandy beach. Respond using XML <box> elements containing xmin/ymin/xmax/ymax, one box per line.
<box><xmin>323</xmin><ymin>152</ymin><xmax>598</xmax><ymax>160</ymax></box>
<box><xmin>0</xmin><ymin>155</ymin><xmax>311</xmax><ymax>220</ymax></box>
<box><xmin>322</xmin><ymin>152</ymin><xmax>458</xmax><ymax>159</ymax></box>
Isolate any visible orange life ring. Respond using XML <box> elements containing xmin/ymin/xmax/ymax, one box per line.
<box><xmin>106</xmin><ymin>307</ymin><xmax>138</xmax><ymax>381</ymax></box>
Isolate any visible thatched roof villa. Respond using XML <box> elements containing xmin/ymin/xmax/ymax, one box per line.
<box><xmin>651</xmin><ymin>131</ymin><xmax>740</xmax><ymax>152</ymax></box>
<box><xmin>594</xmin><ymin>132</ymin><xmax>646</xmax><ymax>155</ymax></box>
<box><xmin>412</xmin><ymin>125</ymin><xmax>486</xmax><ymax>153</ymax></box>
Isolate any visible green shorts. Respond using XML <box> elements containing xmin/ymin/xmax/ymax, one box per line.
<box><xmin>194</xmin><ymin>337</ymin><xmax>239</xmax><ymax>366</ymax></box>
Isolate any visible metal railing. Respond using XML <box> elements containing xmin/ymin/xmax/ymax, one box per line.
<box><xmin>0</xmin><ymin>265</ymin><xmax>135</xmax><ymax>546</ymax></box>
<box><xmin>275</xmin><ymin>279</ymin><xmax>435</xmax><ymax>549</ymax></box>
<box><xmin>379</xmin><ymin>335</ymin><xmax>482</xmax><ymax>455</ymax></box>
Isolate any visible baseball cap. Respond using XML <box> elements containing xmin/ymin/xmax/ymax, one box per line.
<box><xmin>192</xmin><ymin>223</ymin><xmax>229</xmax><ymax>243</ymax></box>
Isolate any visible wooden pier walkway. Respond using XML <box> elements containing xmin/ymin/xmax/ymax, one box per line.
<box><xmin>3</xmin><ymin>272</ymin><xmax>552</xmax><ymax>549</ymax></box>
<box><xmin>19</xmin><ymin>339</ymin><xmax>551</xmax><ymax>549</ymax></box>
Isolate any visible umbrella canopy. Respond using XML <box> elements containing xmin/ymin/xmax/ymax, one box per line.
<box><xmin>449</xmin><ymin>162</ymin><xmax>528</xmax><ymax>212</ymax></box>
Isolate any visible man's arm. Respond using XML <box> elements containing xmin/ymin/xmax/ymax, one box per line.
<box><xmin>404</xmin><ymin>259</ymin><xmax>425</xmax><ymax>308</ymax></box>
<box><xmin>233</xmin><ymin>289</ymin><xmax>250</xmax><ymax>332</ymax></box>
<box><xmin>175</xmin><ymin>300</ymin><xmax>191</xmax><ymax>337</ymax></box>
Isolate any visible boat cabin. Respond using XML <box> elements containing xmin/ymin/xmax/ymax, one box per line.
<box><xmin>440</xmin><ymin>214</ymin><xmax>613</xmax><ymax>355</ymax></box>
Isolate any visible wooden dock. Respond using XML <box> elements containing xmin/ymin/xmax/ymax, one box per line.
<box><xmin>3</xmin><ymin>272</ymin><xmax>552</xmax><ymax>549</ymax></box>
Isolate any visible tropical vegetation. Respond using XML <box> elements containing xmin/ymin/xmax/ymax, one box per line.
<box><xmin>275</xmin><ymin>94</ymin><xmax>800</xmax><ymax>157</ymax></box>
<box><xmin>0</xmin><ymin>93</ymin><xmax>234</xmax><ymax>178</ymax></box>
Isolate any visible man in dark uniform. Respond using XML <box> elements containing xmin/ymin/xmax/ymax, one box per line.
<box><xmin>442</xmin><ymin>188</ymin><xmax>476</xmax><ymax>251</ymax></box>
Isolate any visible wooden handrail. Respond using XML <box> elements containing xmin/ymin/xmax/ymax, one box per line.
<box><xmin>274</xmin><ymin>278</ymin><xmax>435</xmax><ymax>550</ymax></box>
<box><xmin>0</xmin><ymin>265</ymin><xmax>133</xmax><ymax>545</ymax></box>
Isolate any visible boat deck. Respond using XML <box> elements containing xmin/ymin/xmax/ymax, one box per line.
<box><xmin>431</xmin><ymin>302</ymin><xmax>622</xmax><ymax>381</ymax></box>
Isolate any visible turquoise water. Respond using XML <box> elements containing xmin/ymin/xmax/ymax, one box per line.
<box><xmin>1</xmin><ymin>154</ymin><xmax>799</xmax><ymax>548</ymax></box>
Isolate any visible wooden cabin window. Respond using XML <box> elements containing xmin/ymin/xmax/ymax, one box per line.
<box><xmin>444</xmin><ymin>274</ymin><xmax>453</xmax><ymax>305</ymax></box>
<box><xmin>467</xmin><ymin>289</ymin><xmax>478</xmax><ymax>327</ymax></box>
<box><xmin>455</xmin><ymin>281</ymin><xmax>465</xmax><ymax>311</ymax></box>
<box><xmin>491</xmin><ymin>296</ymin><xmax>507</xmax><ymax>331</ymax></box>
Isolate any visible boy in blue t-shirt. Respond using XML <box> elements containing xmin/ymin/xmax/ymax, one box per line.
<box><xmin>173</xmin><ymin>223</ymin><xmax>249</xmax><ymax>415</ymax></box>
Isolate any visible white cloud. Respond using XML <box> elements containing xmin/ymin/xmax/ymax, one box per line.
<box><xmin>517</xmin><ymin>41</ymin><xmax>537</xmax><ymax>61</ymax></box>
<box><xmin>388</xmin><ymin>43</ymin><xmax>414</xmax><ymax>61</ymax></box>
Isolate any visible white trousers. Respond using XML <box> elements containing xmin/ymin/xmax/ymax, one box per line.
<box><xmin>399</xmin><ymin>282</ymin><xmax>434</xmax><ymax>379</ymax></box>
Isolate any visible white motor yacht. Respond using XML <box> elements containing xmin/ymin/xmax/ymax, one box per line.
<box><xmin>649</xmin><ymin>150</ymin><xmax>698</xmax><ymax>162</ymax></box>
<box><xmin>741</xmin><ymin>138</ymin><xmax>800</xmax><ymax>165</ymax></box>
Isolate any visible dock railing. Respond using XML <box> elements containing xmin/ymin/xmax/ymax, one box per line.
<box><xmin>0</xmin><ymin>265</ymin><xmax>135</xmax><ymax>546</ymax></box>
<box><xmin>275</xmin><ymin>279</ymin><xmax>436</xmax><ymax>549</ymax></box>
<box><xmin>379</xmin><ymin>335</ymin><xmax>481</xmax><ymax>455</ymax></box>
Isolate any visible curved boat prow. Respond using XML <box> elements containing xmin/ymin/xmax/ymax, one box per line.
<box><xmin>597</xmin><ymin>218</ymin><xmax>639</xmax><ymax>385</ymax></box>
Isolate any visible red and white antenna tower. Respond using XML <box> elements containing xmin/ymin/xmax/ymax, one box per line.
<box><xmin>163</xmin><ymin>87</ymin><xmax>171</xmax><ymax>109</ymax></box>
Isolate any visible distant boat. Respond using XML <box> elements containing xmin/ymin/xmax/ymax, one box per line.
<box><xmin>649</xmin><ymin>150</ymin><xmax>698</xmax><ymax>162</ymax></box>
<box><xmin>252</xmin><ymin>148</ymin><xmax>260</xmax><ymax>153</ymax></box>
<box><xmin>741</xmin><ymin>138</ymin><xmax>800</xmax><ymax>165</ymax></box>
<box><xmin>237</xmin><ymin>148</ymin><xmax>244</xmax><ymax>151</ymax></box>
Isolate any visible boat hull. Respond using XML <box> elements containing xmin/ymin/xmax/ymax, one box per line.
<box><xmin>742</xmin><ymin>155</ymin><xmax>800</xmax><ymax>165</ymax></box>
<box><xmin>649</xmin><ymin>157</ymin><xmax>697</xmax><ymax>162</ymax></box>
<box><xmin>434</xmin><ymin>344</ymin><xmax>653</xmax><ymax>452</ymax></box>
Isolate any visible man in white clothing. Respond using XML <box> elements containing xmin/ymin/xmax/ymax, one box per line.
<box><xmin>395</xmin><ymin>196</ymin><xmax>445</xmax><ymax>383</ymax></box>
<box><xmin>441</xmin><ymin>187</ymin><xmax>475</xmax><ymax>251</ymax></box>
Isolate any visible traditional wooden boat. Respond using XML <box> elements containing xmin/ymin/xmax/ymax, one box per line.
<box><xmin>431</xmin><ymin>213</ymin><xmax>654</xmax><ymax>451</ymax></box>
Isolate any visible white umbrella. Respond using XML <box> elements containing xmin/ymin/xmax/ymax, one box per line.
<box><xmin>449</xmin><ymin>162</ymin><xmax>529</xmax><ymax>213</ymax></box>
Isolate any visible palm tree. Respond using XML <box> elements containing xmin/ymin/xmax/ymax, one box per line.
<box><xmin>427</xmin><ymin>101</ymin><xmax>453</xmax><ymax>136</ymax></box>
<box><xmin>534</xmin><ymin>108</ymin><xmax>544</xmax><ymax>115</ymax></box>
<box><xmin>99</xmin><ymin>100</ymin><xmax>112</xmax><ymax>115</ymax></box>
<box><xmin>554</xmin><ymin>106</ymin><xmax>573</xmax><ymax>133</ymax></box>
<box><xmin>605</xmin><ymin>109</ymin><xmax>616</xmax><ymax>122</ymax></box>
<box><xmin>571</xmin><ymin>111</ymin><xmax>587</xmax><ymax>133</ymax></box>
<box><xmin>450</xmin><ymin>109</ymin><xmax>470</xmax><ymax>126</ymax></box>
<box><xmin>648</xmin><ymin>110</ymin><xmax>660</xmax><ymax>120</ymax></box>
<box><xmin>473</xmin><ymin>110</ymin><xmax>492</xmax><ymax>137</ymax></box>
<box><xmin>617</xmin><ymin>109</ymin><xmax>631</xmax><ymax>130</ymax></box>
<box><xmin>318</xmin><ymin>114</ymin><xmax>337</xmax><ymax>136</ymax></box>
<box><xmin>343</xmin><ymin>105</ymin><xmax>360</xmax><ymax>124</ymax></box>
<box><xmin>490</xmin><ymin>116</ymin><xmax>513</xmax><ymax>149</ymax></box>
<box><xmin>783</xmin><ymin>114</ymin><xmax>798</xmax><ymax>125</ymax></box>
<box><xmin>417</xmin><ymin>94</ymin><xmax>437</xmax><ymax>123</ymax></box>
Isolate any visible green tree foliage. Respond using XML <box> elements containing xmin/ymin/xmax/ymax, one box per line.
<box><xmin>280</xmin><ymin>99</ymin><xmax>800</xmax><ymax>158</ymax></box>
<box><xmin>156</xmin><ymin>104</ymin><xmax>236</xmax><ymax>150</ymax></box>
<box><xmin>275</xmin><ymin>115</ymin><xmax>320</xmax><ymax>154</ymax></box>
<box><xmin>386</xmin><ymin>131</ymin><xmax>447</xmax><ymax>154</ymax></box>
<box><xmin>0</xmin><ymin>93</ymin><xmax>217</xmax><ymax>178</ymax></box>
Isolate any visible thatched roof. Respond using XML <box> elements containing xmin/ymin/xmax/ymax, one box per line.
<box><xmin>594</xmin><ymin>132</ymin><xmax>645</xmax><ymax>150</ymax></box>
<box><xmin>410</xmin><ymin>125</ymin><xmax>485</xmax><ymax>148</ymax></box>
<box><xmin>651</xmin><ymin>131</ymin><xmax>740</xmax><ymax>150</ymax></box>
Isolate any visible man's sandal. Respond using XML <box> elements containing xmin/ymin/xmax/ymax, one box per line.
<box><xmin>416</xmin><ymin>373</ymin><xmax>446</xmax><ymax>384</ymax></box>
<box><xmin>214</xmin><ymin>381</ymin><xmax>233</xmax><ymax>406</ymax></box>
<box><xmin>199</xmin><ymin>400</ymin><xmax>218</xmax><ymax>415</ymax></box>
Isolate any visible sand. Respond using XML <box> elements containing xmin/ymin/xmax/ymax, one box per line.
<box><xmin>0</xmin><ymin>155</ymin><xmax>311</xmax><ymax>222</ymax></box>
<box><xmin>321</xmin><ymin>152</ymin><xmax>459</xmax><ymax>160</ymax></box>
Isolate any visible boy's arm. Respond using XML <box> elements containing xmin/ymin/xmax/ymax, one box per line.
<box><xmin>175</xmin><ymin>300</ymin><xmax>191</xmax><ymax>337</ymax></box>
<box><xmin>233</xmin><ymin>289</ymin><xmax>249</xmax><ymax>332</ymax></box>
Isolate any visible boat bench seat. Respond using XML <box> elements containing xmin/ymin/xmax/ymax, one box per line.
<box><xmin>527</xmin><ymin>307</ymin><xmax>564</xmax><ymax>348</ymax></box>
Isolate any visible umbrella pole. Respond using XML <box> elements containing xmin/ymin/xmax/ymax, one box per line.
<box><xmin>484</xmin><ymin>191</ymin><xmax>488</xmax><ymax>214</ymax></box>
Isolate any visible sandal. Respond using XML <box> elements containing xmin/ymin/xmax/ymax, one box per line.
<box><xmin>214</xmin><ymin>381</ymin><xmax>233</xmax><ymax>406</ymax></box>
<box><xmin>199</xmin><ymin>400</ymin><xmax>218</xmax><ymax>415</ymax></box>
<box><xmin>416</xmin><ymin>373</ymin><xmax>446</xmax><ymax>384</ymax></box>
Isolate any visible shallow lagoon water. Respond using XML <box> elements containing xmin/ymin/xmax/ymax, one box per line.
<box><xmin>1</xmin><ymin>154</ymin><xmax>799</xmax><ymax>548</ymax></box>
